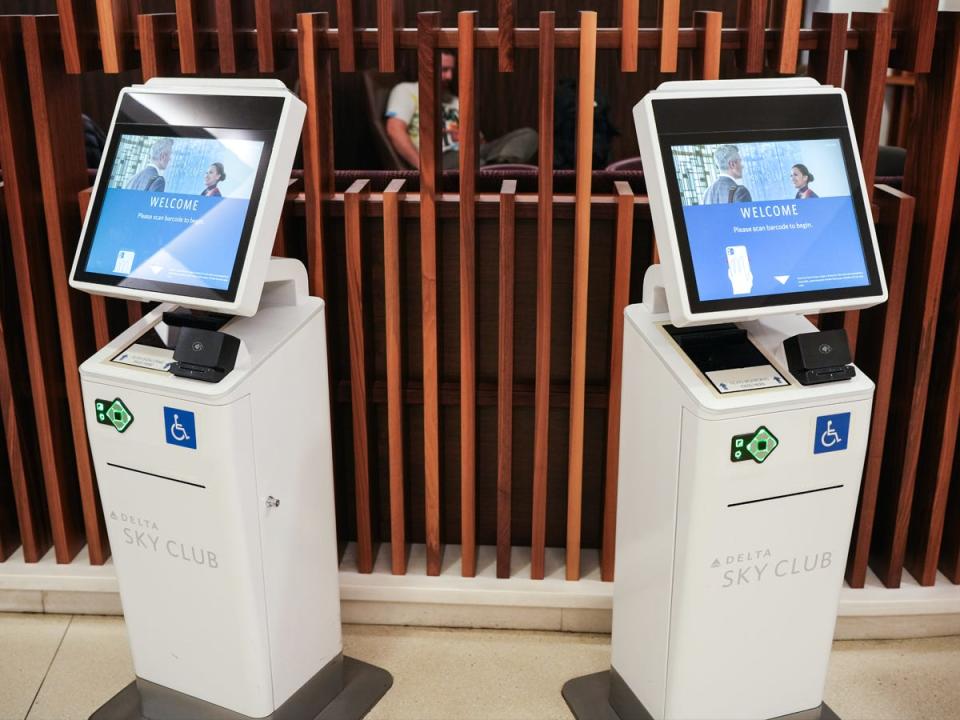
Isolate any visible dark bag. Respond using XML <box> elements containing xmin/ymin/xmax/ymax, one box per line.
<box><xmin>553</xmin><ymin>78</ymin><xmax>620</xmax><ymax>170</ymax></box>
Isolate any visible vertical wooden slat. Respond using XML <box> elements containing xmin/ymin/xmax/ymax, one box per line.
<box><xmin>889</xmin><ymin>0</ymin><xmax>938</xmax><ymax>74</ymax></box>
<box><xmin>600</xmin><ymin>182</ymin><xmax>635</xmax><ymax>584</ymax></box>
<box><xmin>298</xmin><ymin>12</ymin><xmax>335</xmax><ymax>300</ymax></box>
<box><xmin>175</xmin><ymin>0</ymin><xmax>199</xmax><ymax>74</ymax></box>
<box><xmin>620</xmin><ymin>0</ymin><xmax>639</xmax><ymax>72</ymax></box>
<box><xmin>458</xmin><ymin>10</ymin><xmax>479</xmax><ymax>579</ymax></box>
<box><xmin>377</xmin><ymin>0</ymin><xmax>399</xmax><ymax>72</ymax></box>
<box><xmin>383</xmin><ymin>178</ymin><xmax>407</xmax><ymax>576</ymax></box>
<box><xmin>566</xmin><ymin>10</ymin><xmax>597</xmax><ymax>583</ymax></box>
<box><xmin>137</xmin><ymin>13</ymin><xmax>176</xmax><ymax>83</ymax></box>
<box><xmin>214</xmin><ymin>0</ymin><xmax>239</xmax><ymax>74</ymax></box>
<box><xmin>418</xmin><ymin>11</ymin><xmax>443</xmax><ymax>577</ymax></box>
<box><xmin>872</xmin><ymin>13</ymin><xmax>960</xmax><ymax>588</ymax></box>
<box><xmin>846</xmin><ymin>11</ymin><xmax>894</xmax><ymax>197</ymax></box>
<box><xmin>809</xmin><ymin>12</ymin><xmax>849</xmax><ymax>88</ymax></box>
<box><xmin>0</xmin><ymin>186</ymin><xmax>51</xmax><ymax>563</ymax></box>
<box><xmin>56</xmin><ymin>0</ymin><xmax>99</xmax><ymax>73</ymax></box>
<box><xmin>23</xmin><ymin>15</ymin><xmax>109</xmax><ymax>565</ymax></box>
<box><xmin>846</xmin><ymin>185</ymin><xmax>914</xmax><ymax>588</ymax></box>
<box><xmin>694</xmin><ymin>11</ymin><xmax>722</xmax><ymax>81</ymax></box>
<box><xmin>775</xmin><ymin>0</ymin><xmax>802</xmax><ymax>74</ymax></box>
<box><xmin>659</xmin><ymin>0</ymin><xmax>680</xmax><ymax>74</ymax></box>
<box><xmin>337</xmin><ymin>0</ymin><xmax>357</xmax><ymax>72</ymax></box>
<box><xmin>345</xmin><ymin>179</ymin><xmax>373</xmax><ymax>573</ymax></box>
<box><xmin>96</xmin><ymin>0</ymin><xmax>134</xmax><ymax>73</ymax></box>
<box><xmin>0</xmin><ymin>17</ymin><xmax>84</xmax><ymax>563</ymax></box>
<box><xmin>738</xmin><ymin>0</ymin><xmax>768</xmax><ymax>75</ymax></box>
<box><xmin>255</xmin><ymin>0</ymin><xmax>290</xmax><ymax>73</ymax></box>
<box><xmin>531</xmin><ymin>10</ymin><xmax>555</xmax><ymax>581</ymax></box>
<box><xmin>78</xmin><ymin>189</ymin><xmax>112</xmax><ymax>350</ymax></box>
<box><xmin>497</xmin><ymin>179</ymin><xmax>517</xmax><ymax>580</ymax></box>
<box><xmin>498</xmin><ymin>0</ymin><xmax>515</xmax><ymax>72</ymax></box>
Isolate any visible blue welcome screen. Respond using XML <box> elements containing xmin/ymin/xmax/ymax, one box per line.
<box><xmin>670</xmin><ymin>139</ymin><xmax>870</xmax><ymax>302</ymax></box>
<box><xmin>84</xmin><ymin>133</ymin><xmax>264</xmax><ymax>290</ymax></box>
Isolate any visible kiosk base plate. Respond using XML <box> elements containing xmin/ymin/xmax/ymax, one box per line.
<box><xmin>562</xmin><ymin>669</ymin><xmax>841</xmax><ymax>720</ymax></box>
<box><xmin>89</xmin><ymin>655</ymin><xmax>392</xmax><ymax>720</ymax></box>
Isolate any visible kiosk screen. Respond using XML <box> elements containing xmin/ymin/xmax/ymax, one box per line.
<box><xmin>653</xmin><ymin>94</ymin><xmax>883</xmax><ymax>314</ymax></box>
<box><xmin>670</xmin><ymin>139</ymin><xmax>867</xmax><ymax>301</ymax></box>
<box><xmin>83</xmin><ymin>132</ymin><xmax>266</xmax><ymax>292</ymax></box>
<box><xmin>73</xmin><ymin>90</ymin><xmax>283</xmax><ymax>304</ymax></box>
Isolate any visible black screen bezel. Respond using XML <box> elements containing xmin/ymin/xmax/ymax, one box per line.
<box><xmin>652</xmin><ymin>94</ymin><xmax>883</xmax><ymax>315</ymax></box>
<box><xmin>73</xmin><ymin>91</ymin><xmax>284</xmax><ymax>303</ymax></box>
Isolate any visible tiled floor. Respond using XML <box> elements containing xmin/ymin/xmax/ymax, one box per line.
<box><xmin>1</xmin><ymin>613</ymin><xmax>960</xmax><ymax>720</ymax></box>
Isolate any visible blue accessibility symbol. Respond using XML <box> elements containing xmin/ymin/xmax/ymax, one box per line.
<box><xmin>164</xmin><ymin>407</ymin><xmax>197</xmax><ymax>449</ymax></box>
<box><xmin>814</xmin><ymin>412</ymin><xmax>850</xmax><ymax>454</ymax></box>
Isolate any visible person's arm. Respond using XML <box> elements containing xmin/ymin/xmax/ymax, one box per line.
<box><xmin>386</xmin><ymin>118</ymin><xmax>421</xmax><ymax>169</ymax></box>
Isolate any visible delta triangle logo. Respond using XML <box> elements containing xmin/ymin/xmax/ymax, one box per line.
<box><xmin>711</xmin><ymin>558</ymin><xmax>721</xmax><ymax>569</ymax></box>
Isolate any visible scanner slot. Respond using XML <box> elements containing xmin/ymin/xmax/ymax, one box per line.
<box><xmin>665</xmin><ymin>324</ymin><xmax>771</xmax><ymax>374</ymax></box>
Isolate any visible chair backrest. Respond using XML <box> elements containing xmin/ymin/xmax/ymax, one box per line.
<box><xmin>604</xmin><ymin>156</ymin><xmax>644</xmax><ymax>172</ymax></box>
<box><xmin>362</xmin><ymin>71</ymin><xmax>409</xmax><ymax>170</ymax></box>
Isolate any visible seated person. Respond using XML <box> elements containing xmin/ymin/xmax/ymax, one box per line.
<box><xmin>385</xmin><ymin>51</ymin><xmax>538</xmax><ymax>170</ymax></box>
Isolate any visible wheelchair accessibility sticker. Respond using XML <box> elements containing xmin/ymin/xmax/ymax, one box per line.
<box><xmin>164</xmin><ymin>407</ymin><xmax>197</xmax><ymax>449</ymax></box>
<box><xmin>814</xmin><ymin>413</ymin><xmax>849</xmax><ymax>454</ymax></box>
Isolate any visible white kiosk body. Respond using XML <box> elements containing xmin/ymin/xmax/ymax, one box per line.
<box><xmin>566</xmin><ymin>79</ymin><xmax>888</xmax><ymax>720</ymax></box>
<box><xmin>69</xmin><ymin>79</ymin><xmax>389</xmax><ymax>720</ymax></box>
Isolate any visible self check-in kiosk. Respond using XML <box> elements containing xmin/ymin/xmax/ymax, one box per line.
<box><xmin>563</xmin><ymin>79</ymin><xmax>887</xmax><ymax>720</ymax></box>
<box><xmin>70</xmin><ymin>78</ymin><xmax>391</xmax><ymax>720</ymax></box>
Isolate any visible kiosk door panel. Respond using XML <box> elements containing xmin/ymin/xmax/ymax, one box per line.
<box><xmin>665</xmin><ymin>401</ymin><xmax>869</xmax><ymax>720</ymax></box>
<box><xmin>83</xmin><ymin>384</ymin><xmax>275</xmax><ymax>717</ymax></box>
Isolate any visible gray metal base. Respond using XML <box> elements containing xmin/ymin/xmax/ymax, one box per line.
<box><xmin>562</xmin><ymin>669</ymin><xmax>841</xmax><ymax>720</ymax></box>
<box><xmin>90</xmin><ymin>654</ymin><xmax>392</xmax><ymax>720</ymax></box>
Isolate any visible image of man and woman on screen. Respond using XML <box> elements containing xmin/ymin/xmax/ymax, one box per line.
<box><xmin>108</xmin><ymin>135</ymin><xmax>263</xmax><ymax>200</ymax></box>
<box><xmin>123</xmin><ymin>139</ymin><xmax>227</xmax><ymax>197</ymax></box>
<box><xmin>672</xmin><ymin>139</ymin><xmax>849</xmax><ymax>207</ymax></box>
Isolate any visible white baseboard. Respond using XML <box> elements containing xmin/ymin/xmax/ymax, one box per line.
<box><xmin>2</xmin><ymin>542</ymin><xmax>959</xmax><ymax>639</ymax></box>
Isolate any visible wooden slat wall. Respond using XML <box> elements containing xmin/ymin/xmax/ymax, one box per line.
<box><xmin>871</xmin><ymin>11</ymin><xmax>960</xmax><ymax>588</ymax></box>
<box><xmin>0</xmin><ymin>17</ymin><xmax>87</xmax><ymax>564</ymax></box>
<box><xmin>21</xmin><ymin>15</ymin><xmax>108</xmax><ymax>565</ymax></box>
<box><xmin>0</xmin><ymin>184</ymin><xmax>51</xmax><ymax>563</ymax></box>
<box><xmin>3</xmin><ymin>2</ymin><xmax>960</xmax><ymax>597</ymax></box>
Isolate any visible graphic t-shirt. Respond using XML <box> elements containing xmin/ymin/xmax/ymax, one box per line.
<box><xmin>385</xmin><ymin>82</ymin><xmax>460</xmax><ymax>153</ymax></box>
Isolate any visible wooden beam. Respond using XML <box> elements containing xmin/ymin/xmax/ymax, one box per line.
<box><xmin>56</xmin><ymin>0</ymin><xmax>100</xmax><ymax>73</ymax></box>
<box><xmin>889</xmin><ymin>0</ymin><xmax>938</xmax><ymax>73</ymax></box>
<box><xmin>255</xmin><ymin>0</ymin><xmax>290</xmax><ymax>73</ymax></box>
<box><xmin>137</xmin><ymin>14</ymin><xmax>176</xmax><ymax>83</ymax></box>
<box><xmin>96</xmin><ymin>0</ymin><xmax>135</xmax><ymax>72</ymax></box>
<box><xmin>738</xmin><ymin>0</ymin><xmax>768</xmax><ymax>74</ymax></box>
<box><xmin>175</xmin><ymin>0</ymin><xmax>199</xmax><ymax>74</ymax></box>
<box><xmin>458</xmin><ymin>10</ymin><xmax>479</xmax><ymax>579</ymax></box>
<box><xmin>297</xmin><ymin>12</ymin><xmax>335</xmax><ymax>300</ymax></box>
<box><xmin>775</xmin><ymin>0</ymin><xmax>802</xmax><ymax>74</ymax></box>
<box><xmin>694</xmin><ymin>10</ymin><xmax>722</xmax><ymax>81</ymax></box>
<box><xmin>418</xmin><ymin>11</ymin><xmax>443</xmax><ymax>577</ymax></box>
<box><xmin>344</xmin><ymin>179</ymin><xmax>373</xmax><ymax>573</ymax></box>
<box><xmin>497</xmin><ymin>179</ymin><xmax>517</xmax><ymax>580</ymax></box>
<box><xmin>566</xmin><ymin>10</ymin><xmax>597</xmax><ymax>582</ymax></box>
<box><xmin>383</xmin><ymin>178</ymin><xmax>407</xmax><ymax>575</ymax></box>
<box><xmin>377</xmin><ymin>0</ymin><xmax>400</xmax><ymax>72</ymax></box>
<box><xmin>336</xmin><ymin>0</ymin><xmax>357</xmax><ymax>72</ymax></box>
<box><xmin>620</xmin><ymin>0</ymin><xmax>639</xmax><ymax>72</ymax></box>
<box><xmin>600</xmin><ymin>181</ymin><xmax>635</xmax><ymax>583</ymax></box>
<box><xmin>809</xmin><ymin>13</ymin><xmax>849</xmax><ymax>88</ymax></box>
<box><xmin>846</xmin><ymin>186</ymin><xmax>914</xmax><ymax>587</ymax></box>
<box><xmin>531</xmin><ymin>10</ymin><xmax>555</xmax><ymax>581</ymax></box>
<box><xmin>214</xmin><ymin>0</ymin><xmax>240</xmax><ymax>74</ymax></box>
<box><xmin>498</xmin><ymin>0</ymin><xmax>515</xmax><ymax>72</ymax></box>
<box><xmin>659</xmin><ymin>0</ymin><xmax>680</xmax><ymax>73</ymax></box>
